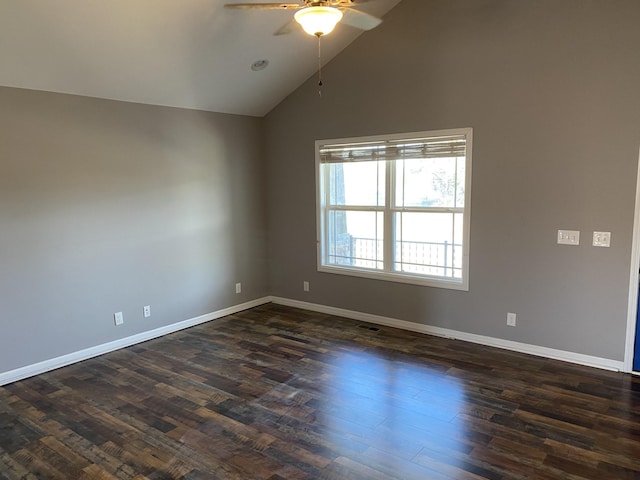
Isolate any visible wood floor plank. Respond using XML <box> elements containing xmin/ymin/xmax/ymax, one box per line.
<box><xmin>1</xmin><ymin>303</ymin><xmax>640</xmax><ymax>479</ymax></box>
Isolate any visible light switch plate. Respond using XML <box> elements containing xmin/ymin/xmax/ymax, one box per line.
<box><xmin>557</xmin><ymin>230</ymin><xmax>580</xmax><ymax>245</ymax></box>
<box><xmin>593</xmin><ymin>231</ymin><xmax>611</xmax><ymax>247</ymax></box>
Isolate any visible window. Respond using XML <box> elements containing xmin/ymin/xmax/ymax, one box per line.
<box><xmin>316</xmin><ymin>128</ymin><xmax>472</xmax><ymax>290</ymax></box>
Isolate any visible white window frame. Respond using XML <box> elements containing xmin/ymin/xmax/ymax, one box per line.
<box><xmin>315</xmin><ymin>128</ymin><xmax>472</xmax><ymax>290</ymax></box>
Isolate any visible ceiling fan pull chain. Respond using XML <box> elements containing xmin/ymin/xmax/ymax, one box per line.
<box><xmin>317</xmin><ymin>34</ymin><xmax>323</xmax><ymax>97</ymax></box>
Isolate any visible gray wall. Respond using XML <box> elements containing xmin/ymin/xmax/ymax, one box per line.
<box><xmin>265</xmin><ymin>0</ymin><xmax>640</xmax><ymax>361</ymax></box>
<box><xmin>2</xmin><ymin>0</ymin><xmax>639</xmax><ymax>374</ymax></box>
<box><xmin>0</xmin><ymin>87</ymin><xmax>268</xmax><ymax>372</ymax></box>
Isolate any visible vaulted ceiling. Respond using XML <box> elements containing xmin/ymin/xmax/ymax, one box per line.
<box><xmin>0</xmin><ymin>0</ymin><xmax>402</xmax><ymax>117</ymax></box>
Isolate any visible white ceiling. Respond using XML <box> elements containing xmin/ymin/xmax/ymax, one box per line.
<box><xmin>0</xmin><ymin>0</ymin><xmax>402</xmax><ymax>117</ymax></box>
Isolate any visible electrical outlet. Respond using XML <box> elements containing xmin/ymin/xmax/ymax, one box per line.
<box><xmin>303</xmin><ymin>281</ymin><xmax>309</xmax><ymax>292</ymax></box>
<box><xmin>235</xmin><ymin>282</ymin><xmax>241</xmax><ymax>294</ymax></box>
<box><xmin>507</xmin><ymin>312</ymin><xmax>516</xmax><ymax>327</ymax></box>
<box><xmin>593</xmin><ymin>231</ymin><xmax>611</xmax><ymax>248</ymax></box>
<box><xmin>114</xmin><ymin>312</ymin><xmax>124</xmax><ymax>326</ymax></box>
<box><xmin>143</xmin><ymin>305</ymin><xmax>151</xmax><ymax>318</ymax></box>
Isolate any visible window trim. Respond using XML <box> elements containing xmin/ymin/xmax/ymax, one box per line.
<box><xmin>315</xmin><ymin>128</ymin><xmax>473</xmax><ymax>291</ymax></box>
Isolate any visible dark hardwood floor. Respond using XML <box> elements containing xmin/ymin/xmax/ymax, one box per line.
<box><xmin>1</xmin><ymin>303</ymin><xmax>640</xmax><ymax>479</ymax></box>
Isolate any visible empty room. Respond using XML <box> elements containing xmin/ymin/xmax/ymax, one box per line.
<box><xmin>2</xmin><ymin>0</ymin><xmax>640</xmax><ymax>478</ymax></box>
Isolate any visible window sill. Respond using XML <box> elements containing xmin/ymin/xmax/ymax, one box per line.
<box><xmin>318</xmin><ymin>265</ymin><xmax>469</xmax><ymax>291</ymax></box>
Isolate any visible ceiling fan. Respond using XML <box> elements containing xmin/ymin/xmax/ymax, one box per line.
<box><xmin>224</xmin><ymin>0</ymin><xmax>383</xmax><ymax>37</ymax></box>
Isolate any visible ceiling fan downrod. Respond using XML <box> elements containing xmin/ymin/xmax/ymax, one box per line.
<box><xmin>317</xmin><ymin>33</ymin><xmax>323</xmax><ymax>97</ymax></box>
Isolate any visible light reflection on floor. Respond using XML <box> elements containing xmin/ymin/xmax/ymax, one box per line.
<box><xmin>321</xmin><ymin>348</ymin><xmax>468</xmax><ymax>475</ymax></box>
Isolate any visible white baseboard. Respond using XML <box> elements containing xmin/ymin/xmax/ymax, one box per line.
<box><xmin>0</xmin><ymin>297</ymin><xmax>271</xmax><ymax>386</ymax></box>
<box><xmin>270</xmin><ymin>297</ymin><xmax>624</xmax><ymax>372</ymax></box>
<box><xmin>1</xmin><ymin>295</ymin><xmax>623</xmax><ymax>386</ymax></box>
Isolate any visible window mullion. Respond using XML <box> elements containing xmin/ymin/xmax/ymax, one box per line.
<box><xmin>451</xmin><ymin>156</ymin><xmax>459</xmax><ymax>277</ymax></box>
<box><xmin>322</xmin><ymin>164</ymin><xmax>333</xmax><ymax>266</ymax></box>
<box><xmin>384</xmin><ymin>159</ymin><xmax>394</xmax><ymax>273</ymax></box>
<box><xmin>327</xmin><ymin>205</ymin><xmax>383</xmax><ymax>212</ymax></box>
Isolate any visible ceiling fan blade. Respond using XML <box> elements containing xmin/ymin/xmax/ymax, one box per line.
<box><xmin>274</xmin><ymin>19</ymin><xmax>298</xmax><ymax>35</ymax></box>
<box><xmin>341</xmin><ymin>8</ymin><xmax>382</xmax><ymax>30</ymax></box>
<box><xmin>224</xmin><ymin>3</ymin><xmax>301</xmax><ymax>10</ymax></box>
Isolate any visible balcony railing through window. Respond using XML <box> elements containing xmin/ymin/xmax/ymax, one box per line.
<box><xmin>327</xmin><ymin>236</ymin><xmax>463</xmax><ymax>278</ymax></box>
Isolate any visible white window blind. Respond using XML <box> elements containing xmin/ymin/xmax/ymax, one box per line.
<box><xmin>319</xmin><ymin>135</ymin><xmax>467</xmax><ymax>163</ymax></box>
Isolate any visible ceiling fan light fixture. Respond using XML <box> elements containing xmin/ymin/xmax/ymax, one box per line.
<box><xmin>294</xmin><ymin>6</ymin><xmax>343</xmax><ymax>37</ymax></box>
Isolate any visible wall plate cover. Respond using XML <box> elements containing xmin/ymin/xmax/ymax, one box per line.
<box><xmin>557</xmin><ymin>230</ymin><xmax>580</xmax><ymax>245</ymax></box>
<box><xmin>593</xmin><ymin>231</ymin><xmax>611</xmax><ymax>248</ymax></box>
